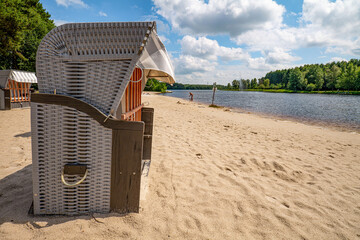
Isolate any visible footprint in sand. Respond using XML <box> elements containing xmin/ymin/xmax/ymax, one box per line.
<box><xmin>282</xmin><ymin>202</ymin><xmax>290</xmax><ymax>208</ymax></box>
<box><xmin>273</xmin><ymin>161</ymin><xmax>286</xmax><ymax>172</ymax></box>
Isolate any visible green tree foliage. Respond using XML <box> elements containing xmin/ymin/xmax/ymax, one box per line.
<box><xmin>258</xmin><ymin>84</ymin><xmax>265</xmax><ymax>89</ymax></box>
<box><xmin>288</xmin><ymin>68</ymin><xmax>304</xmax><ymax>90</ymax></box>
<box><xmin>263</xmin><ymin>79</ymin><xmax>270</xmax><ymax>88</ymax></box>
<box><xmin>225</xmin><ymin>59</ymin><xmax>359</xmax><ymax>92</ymax></box>
<box><xmin>145</xmin><ymin>78</ymin><xmax>167</xmax><ymax>93</ymax></box>
<box><xmin>356</xmin><ymin>70</ymin><xmax>360</xmax><ymax>90</ymax></box>
<box><xmin>250</xmin><ymin>78</ymin><xmax>258</xmax><ymax>88</ymax></box>
<box><xmin>326</xmin><ymin>65</ymin><xmax>341</xmax><ymax>90</ymax></box>
<box><xmin>232</xmin><ymin>80</ymin><xmax>240</xmax><ymax>89</ymax></box>
<box><xmin>166</xmin><ymin>83</ymin><xmax>227</xmax><ymax>90</ymax></box>
<box><xmin>314</xmin><ymin>67</ymin><xmax>324</xmax><ymax>90</ymax></box>
<box><xmin>0</xmin><ymin>0</ymin><xmax>55</xmax><ymax>71</ymax></box>
<box><xmin>336</xmin><ymin>63</ymin><xmax>357</xmax><ymax>90</ymax></box>
<box><xmin>240</xmin><ymin>79</ymin><xmax>249</xmax><ymax>89</ymax></box>
<box><xmin>306</xmin><ymin>83</ymin><xmax>316</xmax><ymax>91</ymax></box>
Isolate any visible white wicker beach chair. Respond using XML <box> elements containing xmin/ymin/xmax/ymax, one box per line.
<box><xmin>31</xmin><ymin>22</ymin><xmax>174</xmax><ymax>215</ymax></box>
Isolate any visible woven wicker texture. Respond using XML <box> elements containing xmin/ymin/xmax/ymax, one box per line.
<box><xmin>31</xmin><ymin>103</ymin><xmax>112</xmax><ymax>214</ymax></box>
<box><xmin>36</xmin><ymin>22</ymin><xmax>155</xmax><ymax>114</ymax></box>
<box><xmin>32</xmin><ymin>22</ymin><xmax>155</xmax><ymax>215</ymax></box>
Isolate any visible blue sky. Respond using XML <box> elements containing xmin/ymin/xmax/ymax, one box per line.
<box><xmin>41</xmin><ymin>0</ymin><xmax>360</xmax><ymax>84</ymax></box>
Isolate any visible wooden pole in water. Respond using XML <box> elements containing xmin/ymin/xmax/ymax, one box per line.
<box><xmin>211</xmin><ymin>82</ymin><xmax>216</xmax><ymax>105</ymax></box>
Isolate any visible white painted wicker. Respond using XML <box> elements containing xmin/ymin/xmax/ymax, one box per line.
<box><xmin>32</xmin><ymin>22</ymin><xmax>155</xmax><ymax>215</ymax></box>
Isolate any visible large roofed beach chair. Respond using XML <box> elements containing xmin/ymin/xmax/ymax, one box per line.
<box><xmin>31</xmin><ymin>21</ymin><xmax>174</xmax><ymax>215</ymax></box>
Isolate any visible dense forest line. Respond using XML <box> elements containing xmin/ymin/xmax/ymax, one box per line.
<box><xmin>147</xmin><ymin>59</ymin><xmax>360</xmax><ymax>93</ymax></box>
<box><xmin>145</xmin><ymin>79</ymin><xmax>227</xmax><ymax>92</ymax></box>
<box><xmin>166</xmin><ymin>83</ymin><xmax>226</xmax><ymax>90</ymax></box>
<box><xmin>230</xmin><ymin>59</ymin><xmax>360</xmax><ymax>91</ymax></box>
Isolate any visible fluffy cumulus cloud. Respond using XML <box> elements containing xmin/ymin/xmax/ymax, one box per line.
<box><xmin>153</xmin><ymin>0</ymin><xmax>285</xmax><ymax>36</ymax></box>
<box><xmin>154</xmin><ymin>0</ymin><xmax>360</xmax><ymax>83</ymax></box>
<box><xmin>173</xmin><ymin>55</ymin><xmax>217</xmax><ymax>75</ymax></box>
<box><xmin>246</xmin><ymin>56</ymin><xmax>294</xmax><ymax>72</ymax></box>
<box><xmin>264</xmin><ymin>48</ymin><xmax>301</xmax><ymax>64</ymax></box>
<box><xmin>180</xmin><ymin>36</ymin><xmax>249</xmax><ymax>61</ymax></box>
<box><xmin>235</xmin><ymin>0</ymin><xmax>360</xmax><ymax>53</ymax></box>
<box><xmin>56</xmin><ymin>0</ymin><xmax>88</xmax><ymax>8</ymax></box>
<box><xmin>174</xmin><ymin>36</ymin><xmax>299</xmax><ymax>82</ymax></box>
<box><xmin>301</xmin><ymin>0</ymin><xmax>360</xmax><ymax>54</ymax></box>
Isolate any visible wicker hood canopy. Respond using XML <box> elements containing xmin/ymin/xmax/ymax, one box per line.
<box><xmin>36</xmin><ymin>21</ymin><xmax>174</xmax><ymax>115</ymax></box>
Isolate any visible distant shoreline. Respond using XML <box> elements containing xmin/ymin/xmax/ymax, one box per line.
<box><xmin>225</xmin><ymin>89</ymin><xmax>360</xmax><ymax>95</ymax></box>
<box><xmin>166</xmin><ymin>88</ymin><xmax>360</xmax><ymax>95</ymax></box>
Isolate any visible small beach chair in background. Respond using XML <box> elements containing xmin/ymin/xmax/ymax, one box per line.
<box><xmin>0</xmin><ymin>70</ymin><xmax>37</xmax><ymax>110</ymax></box>
<box><xmin>31</xmin><ymin>22</ymin><xmax>174</xmax><ymax>215</ymax></box>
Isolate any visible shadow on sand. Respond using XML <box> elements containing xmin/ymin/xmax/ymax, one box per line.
<box><xmin>0</xmin><ymin>164</ymin><xmax>123</xmax><ymax>229</ymax></box>
<box><xmin>14</xmin><ymin>132</ymin><xmax>31</xmax><ymax>138</ymax></box>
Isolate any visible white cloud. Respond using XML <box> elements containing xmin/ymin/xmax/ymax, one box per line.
<box><xmin>99</xmin><ymin>11</ymin><xmax>107</xmax><ymax>17</ymax></box>
<box><xmin>56</xmin><ymin>0</ymin><xmax>88</xmax><ymax>8</ymax></box>
<box><xmin>153</xmin><ymin>0</ymin><xmax>285</xmax><ymax>36</ymax></box>
<box><xmin>302</xmin><ymin>0</ymin><xmax>359</xmax><ymax>35</ymax></box>
<box><xmin>246</xmin><ymin>57</ymin><xmax>294</xmax><ymax>72</ymax></box>
<box><xmin>156</xmin><ymin>20</ymin><xmax>170</xmax><ymax>34</ymax></box>
<box><xmin>301</xmin><ymin>0</ymin><xmax>360</xmax><ymax>55</ymax></box>
<box><xmin>180</xmin><ymin>36</ymin><xmax>249</xmax><ymax>61</ymax></box>
<box><xmin>234</xmin><ymin>0</ymin><xmax>360</xmax><ymax>55</ymax></box>
<box><xmin>172</xmin><ymin>36</ymin><xmax>300</xmax><ymax>82</ymax></box>
<box><xmin>54</xmin><ymin>19</ymin><xmax>69</xmax><ymax>26</ymax></box>
<box><xmin>173</xmin><ymin>55</ymin><xmax>217</xmax><ymax>75</ymax></box>
<box><xmin>264</xmin><ymin>48</ymin><xmax>301</xmax><ymax>64</ymax></box>
<box><xmin>172</xmin><ymin>47</ymin><xmax>301</xmax><ymax>84</ymax></box>
<box><xmin>154</xmin><ymin>0</ymin><xmax>360</xmax><ymax>57</ymax></box>
<box><xmin>158</xmin><ymin>35</ymin><xmax>170</xmax><ymax>44</ymax></box>
<box><xmin>141</xmin><ymin>15</ymin><xmax>171</xmax><ymax>34</ymax></box>
<box><xmin>329</xmin><ymin>57</ymin><xmax>347</xmax><ymax>62</ymax></box>
<box><xmin>156</xmin><ymin>0</ymin><xmax>360</xmax><ymax>82</ymax></box>
<box><xmin>174</xmin><ymin>64</ymin><xmax>277</xmax><ymax>85</ymax></box>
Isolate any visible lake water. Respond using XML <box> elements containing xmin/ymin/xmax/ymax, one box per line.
<box><xmin>163</xmin><ymin>90</ymin><xmax>360</xmax><ymax>131</ymax></box>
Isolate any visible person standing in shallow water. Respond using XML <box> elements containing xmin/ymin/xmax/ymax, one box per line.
<box><xmin>189</xmin><ymin>92</ymin><xmax>193</xmax><ymax>101</ymax></box>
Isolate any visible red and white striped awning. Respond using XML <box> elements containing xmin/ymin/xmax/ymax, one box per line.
<box><xmin>0</xmin><ymin>70</ymin><xmax>37</xmax><ymax>88</ymax></box>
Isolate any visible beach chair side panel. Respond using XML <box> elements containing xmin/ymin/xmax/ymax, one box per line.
<box><xmin>31</xmin><ymin>103</ymin><xmax>112</xmax><ymax>215</ymax></box>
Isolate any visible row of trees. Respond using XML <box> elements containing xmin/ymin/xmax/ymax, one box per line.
<box><xmin>144</xmin><ymin>78</ymin><xmax>168</xmax><ymax>93</ymax></box>
<box><xmin>229</xmin><ymin>59</ymin><xmax>360</xmax><ymax>91</ymax></box>
<box><xmin>0</xmin><ymin>0</ymin><xmax>55</xmax><ymax>72</ymax></box>
<box><xmin>166</xmin><ymin>82</ymin><xmax>227</xmax><ymax>90</ymax></box>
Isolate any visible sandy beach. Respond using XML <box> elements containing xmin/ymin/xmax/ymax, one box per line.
<box><xmin>0</xmin><ymin>94</ymin><xmax>359</xmax><ymax>239</ymax></box>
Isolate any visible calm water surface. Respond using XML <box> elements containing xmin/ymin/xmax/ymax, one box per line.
<box><xmin>163</xmin><ymin>90</ymin><xmax>360</xmax><ymax>131</ymax></box>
